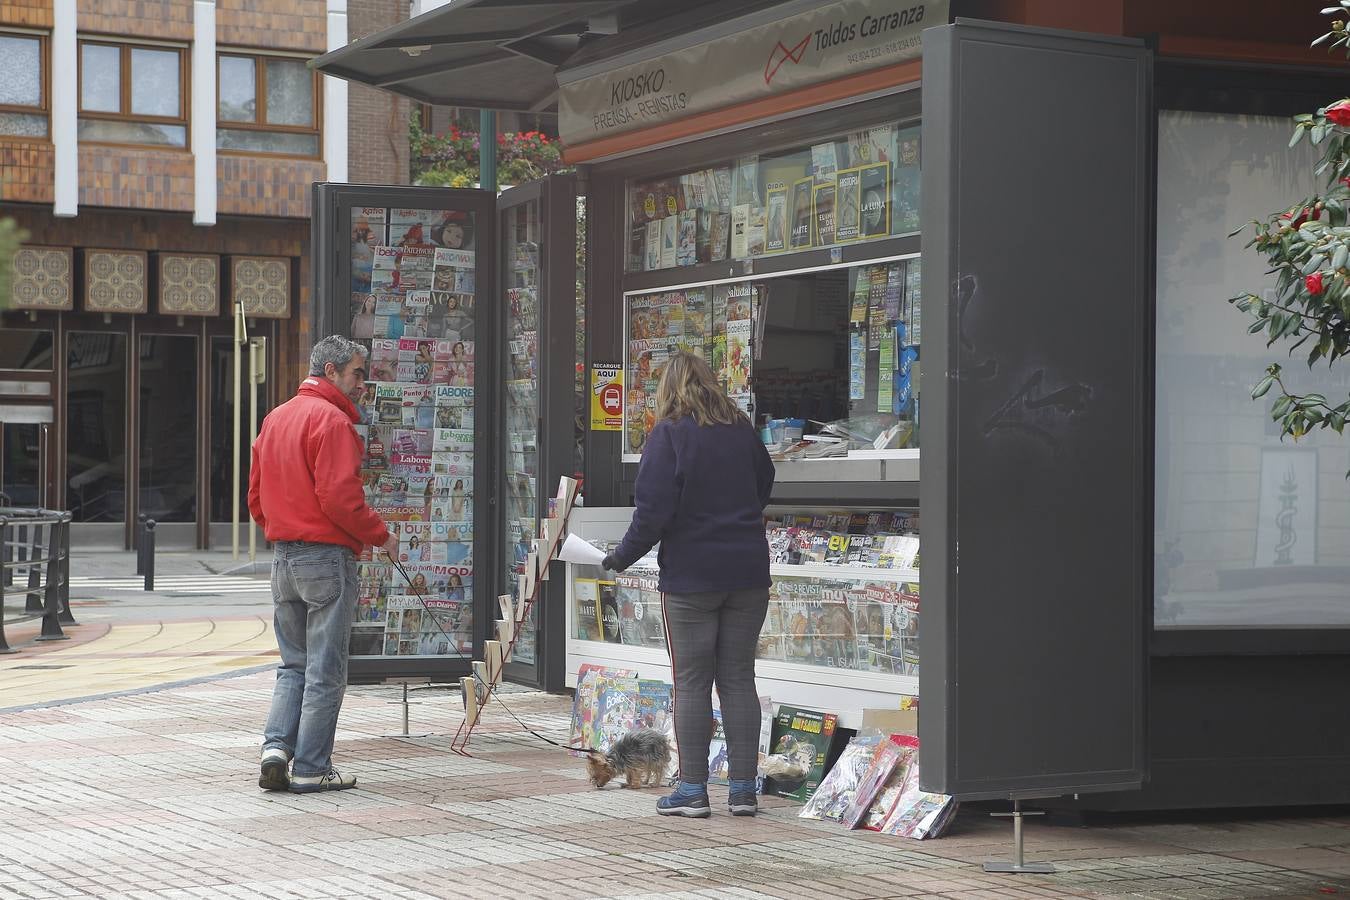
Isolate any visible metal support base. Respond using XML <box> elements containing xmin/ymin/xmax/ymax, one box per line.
<box><xmin>983</xmin><ymin>800</ymin><xmax>1056</xmax><ymax>874</ymax></box>
<box><xmin>382</xmin><ymin>678</ymin><xmax>431</xmax><ymax>738</ymax></box>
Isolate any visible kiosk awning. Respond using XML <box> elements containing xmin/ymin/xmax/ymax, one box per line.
<box><xmin>311</xmin><ymin>0</ymin><xmax>710</xmax><ymax>112</ymax></box>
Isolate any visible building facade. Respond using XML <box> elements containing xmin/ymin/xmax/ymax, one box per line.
<box><xmin>0</xmin><ymin>0</ymin><xmax>350</xmax><ymax>549</ymax></box>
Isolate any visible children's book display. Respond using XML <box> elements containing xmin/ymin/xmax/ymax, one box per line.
<box><xmin>348</xmin><ymin>205</ymin><xmax>480</xmax><ymax>659</ymax></box>
<box><xmin>625</xmin><ymin>122</ymin><xmax>919</xmax><ymax>273</ymax></box>
<box><xmin>451</xmin><ymin>476</ymin><xmax>580</xmax><ymax>752</ymax></box>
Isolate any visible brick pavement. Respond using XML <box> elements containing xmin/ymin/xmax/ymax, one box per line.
<box><xmin>2</xmin><ymin>670</ymin><xmax>1349</xmax><ymax>899</ymax></box>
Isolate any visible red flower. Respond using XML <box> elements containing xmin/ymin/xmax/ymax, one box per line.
<box><xmin>1327</xmin><ymin>100</ymin><xmax>1350</xmax><ymax>127</ymax></box>
<box><xmin>1307</xmin><ymin>271</ymin><xmax>1325</xmax><ymax>295</ymax></box>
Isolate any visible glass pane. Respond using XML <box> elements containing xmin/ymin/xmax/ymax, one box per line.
<box><xmin>350</xmin><ymin>206</ymin><xmax>479</xmax><ymax>659</ymax></box>
<box><xmin>503</xmin><ymin>199</ymin><xmax>541</xmax><ymax>667</ymax></box>
<box><xmin>0</xmin><ymin>112</ymin><xmax>47</xmax><ymax>138</ymax></box>
<box><xmin>217</xmin><ymin>56</ymin><xmax>256</xmax><ymax>122</ymax></box>
<box><xmin>217</xmin><ymin>127</ymin><xmax>318</xmax><ymax>156</ymax></box>
<box><xmin>67</xmin><ymin>332</ymin><xmax>127</xmax><ymax>524</ymax></box>
<box><xmin>78</xmin><ymin>118</ymin><xmax>185</xmax><ymax>147</ymax></box>
<box><xmin>264</xmin><ymin>58</ymin><xmax>312</xmax><ymax>126</ymax></box>
<box><xmin>572</xmin><ymin>506</ymin><xmax>921</xmax><ymax>676</ymax></box>
<box><xmin>138</xmin><ymin>334</ymin><xmax>197</xmax><ymax>523</ymax></box>
<box><xmin>1</xmin><ymin>423</ymin><xmax>42</xmax><ymax>508</ymax></box>
<box><xmin>0</xmin><ymin>35</ymin><xmax>41</xmax><ymax>107</ymax></box>
<box><xmin>80</xmin><ymin>44</ymin><xmax>121</xmax><ymax>113</ymax></box>
<box><xmin>0</xmin><ymin>329</ymin><xmax>54</xmax><ymax>370</ymax></box>
<box><xmin>621</xmin><ymin>259</ymin><xmax>919</xmax><ymax>461</ymax></box>
<box><xmin>624</xmin><ymin>119</ymin><xmax>918</xmax><ymax>273</ymax></box>
<box><xmin>209</xmin><ymin>337</ymin><xmax>266</xmax><ymax>522</ymax></box>
<box><xmin>130</xmin><ymin>48</ymin><xmax>179</xmax><ymax>117</ymax></box>
<box><xmin>1155</xmin><ymin>109</ymin><xmax>1350</xmax><ymax>629</ymax></box>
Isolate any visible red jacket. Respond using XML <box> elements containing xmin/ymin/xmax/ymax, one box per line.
<box><xmin>248</xmin><ymin>377</ymin><xmax>389</xmax><ymax>554</ymax></box>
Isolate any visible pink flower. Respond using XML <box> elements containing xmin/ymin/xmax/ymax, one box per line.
<box><xmin>1306</xmin><ymin>271</ymin><xmax>1325</xmax><ymax>295</ymax></box>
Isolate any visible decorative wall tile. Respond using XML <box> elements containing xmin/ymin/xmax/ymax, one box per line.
<box><xmin>231</xmin><ymin>256</ymin><xmax>291</xmax><ymax>318</ymax></box>
<box><xmin>11</xmin><ymin>246</ymin><xmax>73</xmax><ymax>311</ymax></box>
<box><xmin>84</xmin><ymin>250</ymin><xmax>148</xmax><ymax>314</ymax></box>
<box><xmin>158</xmin><ymin>253</ymin><xmax>220</xmax><ymax>317</ymax></box>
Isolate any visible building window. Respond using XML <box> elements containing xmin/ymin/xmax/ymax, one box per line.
<box><xmin>77</xmin><ymin>41</ymin><xmax>187</xmax><ymax>147</ymax></box>
<box><xmin>0</xmin><ymin>32</ymin><xmax>48</xmax><ymax>138</ymax></box>
<box><xmin>217</xmin><ymin>53</ymin><xmax>319</xmax><ymax>156</ymax></box>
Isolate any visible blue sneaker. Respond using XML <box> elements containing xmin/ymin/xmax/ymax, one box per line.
<box><xmin>728</xmin><ymin>779</ymin><xmax>758</xmax><ymax>816</ymax></box>
<box><xmin>728</xmin><ymin>791</ymin><xmax>758</xmax><ymax>816</ymax></box>
<box><xmin>657</xmin><ymin>783</ymin><xmax>711</xmax><ymax>818</ymax></box>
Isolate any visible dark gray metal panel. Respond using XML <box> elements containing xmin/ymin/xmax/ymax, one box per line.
<box><xmin>918</xmin><ymin>20</ymin><xmax>1152</xmax><ymax>800</ymax></box>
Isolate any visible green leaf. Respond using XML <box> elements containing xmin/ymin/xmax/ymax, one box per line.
<box><xmin>1293</xmin><ymin>127</ymin><xmax>1308</xmax><ymax>147</ymax></box>
<box><xmin>1252</xmin><ymin>374</ymin><xmax>1276</xmax><ymax>398</ymax></box>
<box><xmin>1335</xmin><ymin>243</ymin><xmax>1349</xmax><ymax>271</ymax></box>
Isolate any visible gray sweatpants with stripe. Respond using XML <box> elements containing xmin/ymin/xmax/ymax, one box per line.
<box><xmin>662</xmin><ymin>586</ymin><xmax>770</xmax><ymax>784</ymax></box>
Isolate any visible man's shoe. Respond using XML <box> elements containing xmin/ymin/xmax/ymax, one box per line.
<box><xmin>657</xmin><ymin>786</ymin><xmax>711</xmax><ymax>818</ymax></box>
<box><xmin>728</xmin><ymin>791</ymin><xmax>758</xmax><ymax>816</ymax></box>
<box><xmin>288</xmin><ymin>768</ymin><xmax>357</xmax><ymax>793</ymax></box>
<box><xmin>258</xmin><ymin>748</ymin><xmax>290</xmax><ymax>791</ymax></box>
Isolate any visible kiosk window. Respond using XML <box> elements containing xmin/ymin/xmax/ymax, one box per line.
<box><xmin>625</xmin><ymin>119</ymin><xmax>919</xmax><ymax>273</ymax></box>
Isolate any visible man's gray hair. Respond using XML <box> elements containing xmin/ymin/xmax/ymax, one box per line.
<box><xmin>309</xmin><ymin>335</ymin><xmax>368</xmax><ymax>376</ymax></box>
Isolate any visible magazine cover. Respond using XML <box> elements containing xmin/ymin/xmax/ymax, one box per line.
<box><xmin>859</xmin><ymin>163</ymin><xmax>892</xmax><ymax>239</ymax></box>
<box><xmin>595</xmin><ymin>671</ymin><xmax>641</xmax><ymax>750</ymax></box>
<box><xmin>764</xmin><ymin>186</ymin><xmax>788</xmax><ymax>254</ymax></box>
<box><xmin>764</xmin><ymin>705</ymin><xmax>842</xmax><ymax>802</ymax></box>
<box><xmin>904</xmin><ymin>258</ymin><xmax>922</xmax><ymax>345</ymax></box>
<box><xmin>863</xmin><ymin>734</ymin><xmax>920</xmax><ymax>830</ymax></box>
<box><xmin>676</xmin><ymin>209</ymin><xmax>698</xmax><ymax>267</ymax></box>
<box><xmin>746</xmin><ymin>204</ymin><xmax>767</xmax><ymax>257</ymax></box>
<box><xmin>799</xmin><ymin>733</ymin><xmax>883</xmax><ymax>821</ymax></box>
<box><xmin>731</xmin><ymin>155</ymin><xmax>760</xmax><ymax>209</ymax></box>
<box><xmin>695</xmin><ymin>208</ymin><xmax>713</xmax><ymax>264</ymax></box>
<box><xmin>725</xmin><ymin>318</ymin><xmax>752</xmax><ymax>397</ymax></box>
<box><xmin>709</xmin><ymin>212</ymin><xmax>731</xmax><ymax>262</ymax></box>
<box><xmin>660</xmin><ymin>215</ymin><xmax>679</xmax><ymax>270</ymax></box>
<box><xmin>569</xmin><ymin>664</ymin><xmax>637</xmax><ymax>755</ymax></box>
<box><xmin>811</xmin><ymin>141</ymin><xmax>839</xmax><ymax>184</ymax></box>
<box><xmin>574</xmin><ymin>578</ymin><xmax>602</xmax><ymax>641</ymax></box>
<box><xmin>789</xmin><ymin>177</ymin><xmax>814</xmax><ymax>250</ymax></box>
<box><xmin>644</xmin><ymin>219</ymin><xmax>661</xmax><ymax>271</ymax></box>
<box><xmin>730</xmin><ymin>205</ymin><xmax>749</xmax><ymax>259</ymax></box>
<box><xmin>841</xmin><ymin>736</ymin><xmax>914</xmax><ymax>829</ymax></box>
<box><xmin>894</xmin><ymin>126</ymin><xmax>921</xmax><ymax>233</ymax></box>
<box><xmin>598</xmin><ymin>580</ymin><xmax>622</xmax><ymax>644</ymax></box>
<box><xmin>835</xmin><ymin>167</ymin><xmax>863</xmax><ymax>242</ymax></box>
<box><xmin>813</xmin><ymin>183</ymin><xmax>836</xmax><ymax>247</ymax></box>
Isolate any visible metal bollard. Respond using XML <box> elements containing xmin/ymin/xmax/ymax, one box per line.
<box><xmin>35</xmin><ymin>515</ymin><xmax>67</xmax><ymax>642</ymax></box>
<box><xmin>57</xmin><ymin>516</ymin><xmax>76</xmax><ymax>627</ymax></box>
<box><xmin>23</xmin><ymin>522</ymin><xmax>44</xmax><ymax>615</ymax></box>
<box><xmin>0</xmin><ymin>516</ymin><xmax>13</xmax><ymax>654</ymax></box>
<box><xmin>136</xmin><ymin>513</ymin><xmax>148</xmax><ymax>575</ymax></box>
<box><xmin>143</xmin><ymin>519</ymin><xmax>156</xmax><ymax>591</ymax></box>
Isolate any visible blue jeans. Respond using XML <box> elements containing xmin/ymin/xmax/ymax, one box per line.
<box><xmin>262</xmin><ymin>541</ymin><xmax>358</xmax><ymax>777</ymax></box>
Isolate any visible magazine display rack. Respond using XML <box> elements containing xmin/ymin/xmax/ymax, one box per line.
<box><xmin>450</xmin><ymin>475</ymin><xmax>578</xmax><ymax>754</ymax></box>
<box><xmin>562</xmin><ymin>506</ymin><xmax>920</xmax><ymax>729</ymax></box>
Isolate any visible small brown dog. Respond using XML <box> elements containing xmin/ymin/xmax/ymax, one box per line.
<box><xmin>586</xmin><ymin>728</ymin><xmax>671</xmax><ymax>789</ymax></box>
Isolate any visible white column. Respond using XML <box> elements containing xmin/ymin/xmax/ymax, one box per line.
<box><xmin>51</xmin><ymin>0</ymin><xmax>77</xmax><ymax>217</ymax></box>
<box><xmin>192</xmin><ymin>0</ymin><xmax>217</xmax><ymax>225</ymax></box>
<box><xmin>324</xmin><ymin>0</ymin><xmax>349</xmax><ymax>183</ymax></box>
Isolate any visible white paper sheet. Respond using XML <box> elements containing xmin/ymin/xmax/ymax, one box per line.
<box><xmin>558</xmin><ymin>532</ymin><xmax>607</xmax><ymax>567</ymax></box>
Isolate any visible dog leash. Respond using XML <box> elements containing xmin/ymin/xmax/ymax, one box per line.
<box><xmin>382</xmin><ymin>550</ymin><xmax>595</xmax><ymax>754</ymax></box>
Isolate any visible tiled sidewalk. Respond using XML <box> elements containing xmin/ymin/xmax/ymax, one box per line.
<box><xmin>1</xmin><ymin>672</ymin><xmax>1349</xmax><ymax>900</ymax></box>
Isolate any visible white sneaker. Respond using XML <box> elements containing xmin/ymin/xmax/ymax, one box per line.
<box><xmin>259</xmin><ymin>748</ymin><xmax>290</xmax><ymax>791</ymax></box>
<box><xmin>288</xmin><ymin>768</ymin><xmax>357</xmax><ymax>793</ymax></box>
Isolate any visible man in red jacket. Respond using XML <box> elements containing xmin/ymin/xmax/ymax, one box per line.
<box><xmin>248</xmin><ymin>335</ymin><xmax>398</xmax><ymax>793</ymax></box>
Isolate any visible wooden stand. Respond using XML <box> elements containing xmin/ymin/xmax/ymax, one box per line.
<box><xmin>449</xmin><ymin>476</ymin><xmax>577</xmax><ymax>755</ymax></box>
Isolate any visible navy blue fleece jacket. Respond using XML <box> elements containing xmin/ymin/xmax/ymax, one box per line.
<box><xmin>608</xmin><ymin>415</ymin><xmax>775</xmax><ymax>593</ymax></box>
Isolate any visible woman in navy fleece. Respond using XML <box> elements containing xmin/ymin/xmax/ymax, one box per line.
<box><xmin>603</xmin><ymin>350</ymin><xmax>775</xmax><ymax>818</ymax></box>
